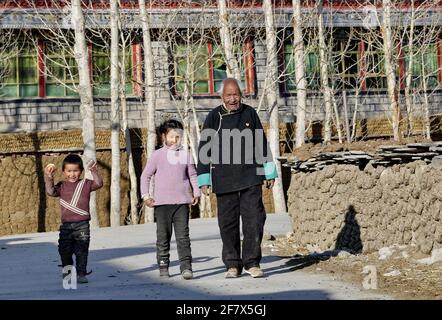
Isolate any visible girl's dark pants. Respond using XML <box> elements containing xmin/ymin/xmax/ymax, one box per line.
<box><xmin>155</xmin><ymin>204</ymin><xmax>192</xmax><ymax>272</ymax></box>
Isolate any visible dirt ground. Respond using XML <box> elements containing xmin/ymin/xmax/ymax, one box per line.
<box><xmin>262</xmin><ymin>235</ymin><xmax>442</xmax><ymax>300</ymax></box>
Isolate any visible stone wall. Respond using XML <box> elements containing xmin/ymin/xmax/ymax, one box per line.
<box><xmin>287</xmin><ymin>161</ymin><xmax>442</xmax><ymax>254</ymax></box>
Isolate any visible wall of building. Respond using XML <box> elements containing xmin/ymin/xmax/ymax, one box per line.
<box><xmin>1</xmin><ymin>40</ymin><xmax>442</xmax><ymax>135</ymax></box>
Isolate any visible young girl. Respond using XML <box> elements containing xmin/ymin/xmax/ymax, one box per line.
<box><xmin>141</xmin><ymin>119</ymin><xmax>200</xmax><ymax>280</ymax></box>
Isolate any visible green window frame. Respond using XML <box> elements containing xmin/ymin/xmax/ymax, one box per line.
<box><xmin>331</xmin><ymin>40</ymin><xmax>360</xmax><ymax>90</ymax></box>
<box><xmin>404</xmin><ymin>44</ymin><xmax>439</xmax><ymax>89</ymax></box>
<box><xmin>174</xmin><ymin>44</ymin><xmax>210</xmax><ymax>94</ymax></box>
<box><xmin>92</xmin><ymin>45</ymin><xmax>133</xmax><ymax>97</ymax></box>
<box><xmin>284</xmin><ymin>43</ymin><xmax>320</xmax><ymax>92</ymax></box>
<box><xmin>173</xmin><ymin>42</ymin><xmax>253</xmax><ymax>96</ymax></box>
<box><xmin>45</xmin><ymin>44</ymin><xmax>79</xmax><ymax>97</ymax></box>
<box><xmin>0</xmin><ymin>44</ymin><xmax>38</xmax><ymax>98</ymax></box>
<box><xmin>364</xmin><ymin>42</ymin><xmax>388</xmax><ymax>90</ymax></box>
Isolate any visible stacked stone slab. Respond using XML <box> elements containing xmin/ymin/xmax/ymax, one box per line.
<box><xmin>285</xmin><ymin>142</ymin><xmax>442</xmax><ymax>173</ymax></box>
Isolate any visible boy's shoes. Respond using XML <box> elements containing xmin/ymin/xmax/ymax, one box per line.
<box><xmin>77</xmin><ymin>273</ymin><xmax>89</xmax><ymax>284</ymax></box>
<box><xmin>224</xmin><ymin>267</ymin><xmax>240</xmax><ymax>278</ymax></box>
<box><xmin>181</xmin><ymin>269</ymin><xmax>193</xmax><ymax>280</ymax></box>
<box><xmin>244</xmin><ymin>266</ymin><xmax>264</xmax><ymax>278</ymax></box>
<box><xmin>159</xmin><ymin>261</ymin><xmax>170</xmax><ymax>277</ymax></box>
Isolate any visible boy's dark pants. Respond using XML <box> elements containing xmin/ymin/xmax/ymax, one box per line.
<box><xmin>216</xmin><ymin>184</ymin><xmax>266</xmax><ymax>271</ymax></box>
<box><xmin>155</xmin><ymin>204</ymin><xmax>192</xmax><ymax>272</ymax></box>
<box><xmin>58</xmin><ymin>221</ymin><xmax>90</xmax><ymax>275</ymax></box>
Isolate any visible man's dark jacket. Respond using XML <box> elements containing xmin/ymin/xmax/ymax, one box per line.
<box><xmin>196</xmin><ymin>103</ymin><xmax>277</xmax><ymax>194</ymax></box>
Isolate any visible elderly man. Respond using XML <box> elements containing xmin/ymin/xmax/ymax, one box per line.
<box><xmin>197</xmin><ymin>78</ymin><xmax>277</xmax><ymax>278</ymax></box>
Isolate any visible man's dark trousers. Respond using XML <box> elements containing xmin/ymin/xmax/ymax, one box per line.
<box><xmin>216</xmin><ymin>184</ymin><xmax>266</xmax><ymax>271</ymax></box>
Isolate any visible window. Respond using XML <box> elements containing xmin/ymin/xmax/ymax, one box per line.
<box><xmin>403</xmin><ymin>44</ymin><xmax>439</xmax><ymax>89</ymax></box>
<box><xmin>92</xmin><ymin>45</ymin><xmax>133</xmax><ymax>97</ymax></box>
<box><xmin>45</xmin><ymin>44</ymin><xmax>79</xmax><ymax>97</ymax></box>
<box><xmin>284</xmin><ymin>43</ymin><xmax>320</xmax><ymax>91</ymax></box>
<box><xmin>173</xmin><ymin>41</ymin><xmax>254</xmax><ymax>96</ymax></box>
<box><xmin>174</xmin><ymin>45</ymin><xmax>210</xmax><ymax>94</ymax></box>
<box><xmin>364</xmin><ymin>43</ymin><xmax>387</xmax><ymax>90</ymax></box>
<box><xmin>331</xmin><ymin>40</ymin><xmax>360</xmax><ymax>90</ymax></box>
<box><xmin>0</xmin><ymin>44</ymin><xmax>38</xmax><ymax>98</ymax></box>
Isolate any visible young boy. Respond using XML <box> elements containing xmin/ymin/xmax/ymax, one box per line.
<box><xmin>141</xmin><ymin>119</ymin><xmax>200</xmax><ymax>280</ymax></box>
<box><xmin>44</xmin><ymin>154</ymin><xmax>103</xmax><ymax>284</ymax></box>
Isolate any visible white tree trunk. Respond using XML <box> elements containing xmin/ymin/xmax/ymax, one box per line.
<box><xmin>382</xmin><ymin>0</ymin><xmax>401</xmax><ymax>141</ymax></box>
<box><xmin>317</xmin><ymin>2</ymin><xmax>333</xmax><ymax>144</ymax></box>
<box><xmin>110</xmin><ymin>0</ymin><xmax>121</xmax><ymax>227</ymax></box>
<box><xmin>421</xmin><ymin>55</ymin><xmax>431</xmax><ymax>139</ymax></box>
<box><xmin>71</xmin><ymin>0</ymin><xmax>99</xmax><ymax>228</ymax></box>
<box><xmin>119</xmin><ymin>33</ymin><xmax>140</xmax><ymax>225</ymax></box>
<box><xmin>139</xmin><ymin>0</ymin><xmax>156</xmax><ymax>223</ymax></box>
<box><xmin>293</xmin><ymin>0</ymin><xmax>307</xmax><ymax>148</ymax></box>
<box><xmin>121</xmin><ymin>92</ymin><xmax>140</xmax><ymax>225</ymax></box>
<box><xmin>351</xmin><ymin>86</ymin><xmax>360</xmax><ymax>141</ymax></box>
<box><xmin>263</xmin><ymin>0</ymin><xmax>287</xmax><ymax>214</ymax></box>
<box><xmin>218</xmin><ymin>0</ymin><xmax>241</xmax><ymax>80</ymax></box>
<box><xmin>404</xmin><ymin>0</ymin><xmax>415</xmax><ymax>136</ymax></box>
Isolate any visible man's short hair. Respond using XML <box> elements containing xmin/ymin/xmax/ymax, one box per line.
<box><xmin>217</xmin><ymin>78</ymin><xmax>244</xmax><ymax>96</ymax></box>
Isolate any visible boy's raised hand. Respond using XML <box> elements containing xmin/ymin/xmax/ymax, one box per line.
<box><xmin>192</xmin><ymin>196</ymin><xmax>200</xmax><ymax>206</ymax></box>
<box><xmin>143</xmin><ymin>198</ymin><xmax>155</xmax><ymax>208</ymax></box>
<box><xmin>87</xmin><ymin>159</ymin><xmax>97</xmax><ymax>171</ymax></box>
<box><xmin>45</xmin><ymin>163</ymin><xmax>56</xmax><ymax>177</ymax></box>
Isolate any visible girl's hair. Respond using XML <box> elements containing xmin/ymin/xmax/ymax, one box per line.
<box><xmin>159</xmin><ymin>119</ymin><xmax>184</xmax><ymax>135</ymax></box>
<box><xmin>62</xmin><ymin>154</ymin><xmax>84</xmax><ymax>171</ymax></box>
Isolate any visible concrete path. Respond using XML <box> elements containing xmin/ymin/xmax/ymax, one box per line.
<box><xmin>0</xmin><ymin>213</ymin><xmax>391</xmax><ymax>300</ymax></box>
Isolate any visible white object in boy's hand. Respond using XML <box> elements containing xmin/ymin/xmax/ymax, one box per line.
<box><xmin>87</xmin><ymin>159</ymin><xmax>96</xmax><ymax>170</ymax></box>
<box><xmin>45</xmin><ymin>163</ymin><xmax>56</xmax><ymax>176</ymax></box>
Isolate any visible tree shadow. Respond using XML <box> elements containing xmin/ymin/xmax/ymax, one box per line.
<box><xmin>335</xmin><ymin>205</ymin><xmax>363</xmax><ymax>254</ymax></box>
<box><xmin>30</xmin><ymin>133</ymin><xmax>46</xmax><ymax>232</ymax></box>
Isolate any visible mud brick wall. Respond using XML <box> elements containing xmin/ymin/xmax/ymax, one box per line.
<box><xmin>288</xmin><ymin>161</ymin><xmax>442</xmax><ymax>254</ymax></box>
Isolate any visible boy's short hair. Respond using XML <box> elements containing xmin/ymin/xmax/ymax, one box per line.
<box><xmin>62</xmin><ymin>154</ymin><xmax>84</xmax><ymax>171</ymax></box>
<box><xmin>159</xmin><ymin>119</ymin><xmax>184</xmax><ymax>135</ymax></box>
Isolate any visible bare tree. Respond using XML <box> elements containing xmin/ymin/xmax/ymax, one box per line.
<box><xmin>382</xmin><ymin>0</ymin><xmax>401</xmax><ymax>141</ymax></box>
<box><xmin>263</xmin><ymin>0</ymin><xmax>287</xmax><ymax>213</ymax></box>
<box><xmin>118</xmin><ymin>28</ymin><xmax>140</xmax><ymax>225</ymax></box>
<box><xmin>317</xmin><ymin>1</ymin><xmax>343</xmax><ymax>144</ymax></box>
<box><xmin>293</xmin><ymin>0</ymin><xmax>307</xmax><ymax>148</ymax></box>
<box><xmin>110</xmin><ymin>0</ymin><xmax>121</xmax><ymax>227</ymax></box>
<box><xmin>218</xmin><ymin>0</ymin><xmax>241</xmax><ymax>80</ymax></box>
<box><xmin>72</xmin><ymin>0</ymin><xmax>99</xmax><ymax>228</ymax></box>
<box><xmin>139</xmin><ymin>0</ymin><xmax>156</xmax><ymax>223</ymax></box>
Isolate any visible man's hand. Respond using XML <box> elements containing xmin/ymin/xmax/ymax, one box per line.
<box><xmin>201</xmin><ymin>185</ymin><xmax>210</xmax><ymax>196</ymax></box>
<box><xmin>45</xmin><ymin>163</ymin><xmax>56</xmax><ymax>178</ymax></box>
<box><xmin>191</xmin><ymin>196</ymin><xmax>200</xmax><ymax>206</ymax></box>
<box><xmin>143</xmin><ymin>198</ymin><xmax>155</xmax><ymax>208</ymax></box>
<box><xmin>265</xmin><ymin>179</ymin><xmax>275</xmax><ymax>189</ymax></box>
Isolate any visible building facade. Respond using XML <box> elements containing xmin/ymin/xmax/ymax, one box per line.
<box><xmin>0</xmin><ymin>0</ymin><xmax>442</xmax><ymax>138</ymax></box>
